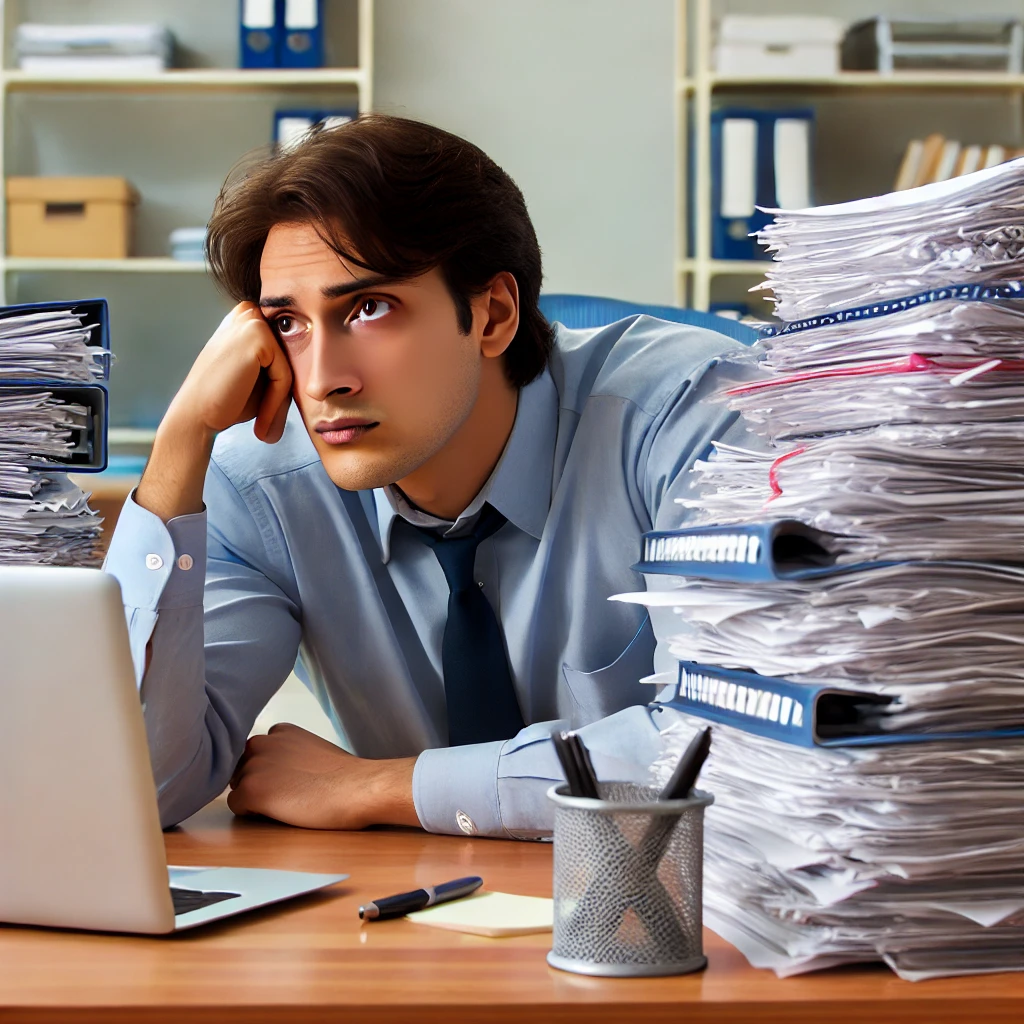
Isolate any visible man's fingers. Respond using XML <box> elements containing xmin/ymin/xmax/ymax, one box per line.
<box><xmin>228</xmin><ymin>737</ymin><xmax>258</xmax><ymax>789</ymax></box>
<box><xmin>254</xmin><ymin>341</ymin><xmax>294</xmax><ymax>443</ymax></box>
<box><xmin>226</xmin><ymin>785</ymin><xmax>254</xmax><ymax>817</ymax></box>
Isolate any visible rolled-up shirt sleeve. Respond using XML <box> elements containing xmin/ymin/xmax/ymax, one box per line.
<box><xmin>102</xmin><ymin>460</ymin><xmax>302</xmax><ymax>828</ymax></box>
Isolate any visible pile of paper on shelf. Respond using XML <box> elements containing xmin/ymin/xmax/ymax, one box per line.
<box><xmin>621</xmin><ymin>159</ymin><xmax>1024</xmax><ymax>980</ymax></box>
<box><xmin>0</xmin><ymin>309</ymin><xmax>104</xmax><ymax>566</ymax></box>
<box><xmin>16</xmin><ymin>24</ymin><xmax>174</xmax><ymax>75</ymax></box>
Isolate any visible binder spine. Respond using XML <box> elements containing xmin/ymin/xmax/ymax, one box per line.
<box><xmin>240</xmin><ymin>0</ymin><xmax>279</xmax><ymax>69</ymax></box>
<box><xmin>668</xmin><ymin>661</ymin><xmax>818</xmax><ymax>747</ymax></box>
<box><xmin>710</xmin><ymin>107</ymin><xmax>814</xmax><ymax>261</ymax></box>
<box><xmin>280</xmin><ymin>0</ymin><xmax>323</xmax><ymax>69</ymax></box>
<box><xmin>662</xmin><ymin>661</ymin><xmax>1024</xmax><ymax>748</ymax></box>
<box><xmin>634</xmin><ymin>519</ymin><xmax>873</xmax><ymax>582</ymax></box>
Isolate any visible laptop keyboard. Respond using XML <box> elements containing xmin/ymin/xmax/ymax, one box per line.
<box><xmin>170</xmin><ymin>886</ymin><xmax>241</xmax><ymax>916</ymax></box>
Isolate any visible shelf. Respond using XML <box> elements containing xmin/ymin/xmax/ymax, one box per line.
<box><xmin>678</xmin><ymin>259</ymin><xmax>771</xmax><ymax>276</ymax></box>
<box><xmin>675</xmin><ymin>78</ymin><xmax>695</xmax><ymax>93</ymax></box>
<box><xmin>109</xmin><ymin>427</ymin><xmax>158</xmax><ymax>446</ymax></box>
<box><xmin>1</xmin><ymin>68</ymin><xmax>367</xmax><ymax>92</ymax></box>
<box><xmin>3</xmin><ymin>257</ymin><xmax>209</xmax><ymax>274</ymax></box>
<box><xmin>707</xmin><ymin>71</ymin><xmax>1024</xmax><ymax>91</ymax></box>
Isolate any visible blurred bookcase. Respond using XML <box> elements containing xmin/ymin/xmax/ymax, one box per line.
<box><xmin>0</xmin><ymin>0</ymin><xmax>373</xmax><ymax>452</ymax></box>
<box><xmin>676</xmin><ymin>0</ymin><xmax>1024</xmax><ymax>316</ymax></box>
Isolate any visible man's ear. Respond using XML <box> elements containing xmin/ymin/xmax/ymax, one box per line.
<box><xmin>475</xmin><ymin>272</ymin><xmax>519</xmax><ymax>359</ymax></box>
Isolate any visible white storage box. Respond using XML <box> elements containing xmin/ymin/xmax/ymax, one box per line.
<box><xmin>714</xmin><ymin>16</ymin><xmax>845</xmax><ymax>76</ymax></box>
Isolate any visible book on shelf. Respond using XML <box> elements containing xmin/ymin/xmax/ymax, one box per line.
<box><xmin>895</xmin><ymin>134</ymin><xmax>1024</xmax><ymax>190</ymax></box>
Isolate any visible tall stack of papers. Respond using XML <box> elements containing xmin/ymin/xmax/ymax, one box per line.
<box><xmin>619</xmin><ymin>159</ymin><xmax>1024</xmax><ymax>980</ymax></box>
<box><xmin>0</xmin><ymin>307</ymin><xmax>106</xmax><ymax>566</ymax></box>
<box><xmin>16</xmin><ymin>24</ymin><xmax>174</xmax><ymax>75</ymax></box>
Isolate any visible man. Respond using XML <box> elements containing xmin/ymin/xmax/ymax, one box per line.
<box><xmin>104</xmin><ymin>114</ymin><xmax>739</xmax><ymax>837</ymax></box>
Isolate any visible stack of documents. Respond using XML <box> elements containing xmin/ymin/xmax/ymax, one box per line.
<box><xmin>0</xmin><ymin>308</ymin><xmax>108</xmax><ymax>382</ymax></box>
<box><xmin>620</xmin><ymin>158</ymin><xmax>1024</xmax><ymax>980</ymax></box>
<box><xmin>0</xmin><ymin>307</ymin><xmax>104</xmax><ymax>565</ymax></box>
<box><xmin>16</xmin><ymin>24</ymin><xmax>174</xmax><ymax>75</ymax></box>
<box><xmin>755</xmin><ymin>158</ymin><xmax>1024</xmax><ymax>321</ymax></box>
<box><xmin>650</xmin><ymin>715</ymin><xmax>1024</xmax><ymax>980</ymax></box>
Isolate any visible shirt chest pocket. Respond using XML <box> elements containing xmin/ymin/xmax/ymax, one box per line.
<box><xmin>559</xmin><ymin>614</ymin><xmax>654</xmax><ymax>729</ymax></box>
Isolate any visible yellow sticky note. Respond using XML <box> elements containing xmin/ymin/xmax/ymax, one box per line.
<box><xmin>406</xmin><ymin>890</ymin><xmax>553</xmax><ymax>937</ymax></box>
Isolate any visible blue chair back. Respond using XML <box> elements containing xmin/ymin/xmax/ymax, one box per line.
<box><xmin>538</xmin><ymin>293</ymin><xmax>758</xmax><ymax>345</ymax></box>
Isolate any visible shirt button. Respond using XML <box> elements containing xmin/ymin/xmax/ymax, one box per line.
<box><xmin>177</xmin><ymin>554</ymin><xmax>194</xmax><ymax>571</ymax></box>
<box><xmin>477</xmin><ymin>581</ymin><xmax>485</xmax><ymax>588</ymax></box>
<box><xmin>455</xmin><ymin>810</ymin><xmax>477</xmax><ymax>836</ymax></box>
<box><xmin>145</xmin><ymin>553</ymin><xmax>163</xmax><ymax>570</ymax></box>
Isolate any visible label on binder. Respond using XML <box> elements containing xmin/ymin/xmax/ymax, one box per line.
<box><xmin>636</xmin><ymin>519</ymin><xmax>881</xmax><ymax>582</ymax></box>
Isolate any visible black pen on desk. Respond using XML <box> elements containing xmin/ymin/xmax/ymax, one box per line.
<box><xmin>659</xmin><ymin>725</ymin><xmax>712</xmax><ymax>801</ymax></box>
<box><xmin>358</xmin><ymin>876</ymin><xmax>483</xmax><ymax>921</ymax></box>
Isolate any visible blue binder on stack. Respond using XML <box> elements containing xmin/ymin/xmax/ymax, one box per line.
<box><xmin>640</xmin><ymin>518</ymin><xmax>1024</xmax><ymax>748</ymax></box>
<box><xmin>0</xmin><ymin>298</ymin><xmax>110</xmax><ymax>472</ymax></box>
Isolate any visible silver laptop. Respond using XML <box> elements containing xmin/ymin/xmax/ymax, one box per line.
<box><xmin>0</xmin><ymin>565</ymin><xmax>347</xmax><ymax>933</ymax></box>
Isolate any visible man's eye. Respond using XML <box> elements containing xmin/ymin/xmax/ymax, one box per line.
<box><xmin>274</xmin><ymin>315</ymin><xmax>308</xmax><ymax>339</ymax></box>
<box><xmin>355</xmin><ymin>298</ymin><xmax>391</xmax><ymax>323</ymax></box>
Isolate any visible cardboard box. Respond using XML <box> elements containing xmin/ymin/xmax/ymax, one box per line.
<box><xmin>714</xmin><ymin>16</ymin><xmax>845</xmax><ymax>77</ymax></box>
<box><xmin>6</xmin><ymin>176</ymin><xmax>139</xmax><ymax>258</ymax></box>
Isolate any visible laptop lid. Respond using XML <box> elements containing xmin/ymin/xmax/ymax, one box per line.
<box><xmin>0</xmin><ymin>566</ymin><xmax>176</xmax><ymax>933</ymax></box>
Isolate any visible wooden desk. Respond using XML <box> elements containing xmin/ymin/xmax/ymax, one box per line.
<box><xmin>2</xmin><ymin>801</ymin><xmax>1022</xmax><ymax>1023</ymax></box>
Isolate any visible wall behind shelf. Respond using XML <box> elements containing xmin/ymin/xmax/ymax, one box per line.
<box><xmin>374</xmin><ymin>0</ymin><xmax>678</xmax><ymax>306</ymax></box>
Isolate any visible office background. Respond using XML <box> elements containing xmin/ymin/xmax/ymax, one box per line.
<box><xmin>9</xmin><ymin>0</ymin><xmax>1024</xmax><ymax>729</ymax></box>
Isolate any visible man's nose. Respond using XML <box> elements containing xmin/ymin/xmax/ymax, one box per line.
<box><xmin>303</xmin><ymin>327</ymin><xmax>362</xmax><ymax>402</ymax></box>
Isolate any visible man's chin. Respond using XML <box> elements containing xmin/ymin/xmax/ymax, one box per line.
<box><xmin>317</xmin><ymin>448</ymin><xmax>416</xmax><ymax>493</ymax></box>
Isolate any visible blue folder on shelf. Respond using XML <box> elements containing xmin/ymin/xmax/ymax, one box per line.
<box><xmin>280</xmin><ymin>0</ymin><xmax>323</xmax><ymax>68</ymax></box>
<box><xmin>663</xmin><ymin>661</ymin><xmax>1024</xmax><ymax>748</ymax></box>
<box><xmin>240</xmin><ymin>0</ymin><xmax>280</xmax><ymax>68</ymax></box>
<box><xmin>711</xmin><ymin>107</ymin><xmax>815</xmax><ymax>261</ymax></box>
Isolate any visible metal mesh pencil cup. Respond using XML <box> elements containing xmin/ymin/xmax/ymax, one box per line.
<box><xmin>546</xmin><ymin>781</ymin><xmax>713</xmax><ymax>977</ymax></box>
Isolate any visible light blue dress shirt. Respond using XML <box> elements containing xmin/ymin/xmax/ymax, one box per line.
<box><xmin>103</xmin><ymin>315</ymin><xmax>740</xmax><ymax>836</ymax></box>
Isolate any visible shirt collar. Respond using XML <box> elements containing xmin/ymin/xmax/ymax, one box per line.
<box><xmin>372</xmin><ymin>368</ymin><xmax>558</xmax><ymax>562</ymax></box>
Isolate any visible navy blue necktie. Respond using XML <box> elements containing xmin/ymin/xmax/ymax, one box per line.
<box><xmin>413</xmin><ymin>504</ymin><xmax>526</xmax><ymax>746</ymax></box>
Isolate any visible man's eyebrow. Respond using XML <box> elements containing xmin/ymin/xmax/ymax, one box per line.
<box><xmin>321</xmin><ymin>275</ymin><xmax>402</xmax><ymax>300</ymax></box>
<box><xmin>259</xmin><ymin>275</ymin><xmax>402</xmax><ymax>309</ymax></box>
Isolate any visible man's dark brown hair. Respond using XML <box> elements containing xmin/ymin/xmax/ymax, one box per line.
<box><xmin>206</xmin><ymin>113</ymin><xmax>554</xmax><ymax>389</ymax></box>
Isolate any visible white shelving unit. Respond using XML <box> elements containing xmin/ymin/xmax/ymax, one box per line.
<box><xmin>676</xmin><ymin>0</ymin><xmax>1024</xmax><ymax>312</ymax></box>
<box><xmin>0</xmin><ymin>0</ymin><xmax>373</xmax><ymax>445</ymax></box>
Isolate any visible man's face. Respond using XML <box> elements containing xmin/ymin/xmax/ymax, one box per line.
<box><xmin>259</xmin><ymin>221</ymin><xmax>483</xmax><ymax>491</ymax></box>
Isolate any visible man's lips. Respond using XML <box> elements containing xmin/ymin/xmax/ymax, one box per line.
<box><xmin>315</xmin><ymin>419</ymin><xmax>379</xmax><ymax>445</ymax></box>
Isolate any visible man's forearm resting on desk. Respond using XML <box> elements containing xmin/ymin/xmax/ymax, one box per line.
<box><xmin>227</xmin><ymin>725</ymin><xmax>419</xmax><ymax>830</ymax></box>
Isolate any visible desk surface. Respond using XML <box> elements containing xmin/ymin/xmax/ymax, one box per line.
<box><xmin>2</xmin><ymin>801</ymin><xmax>1023</xmax><ymax>1024</ymax></box>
